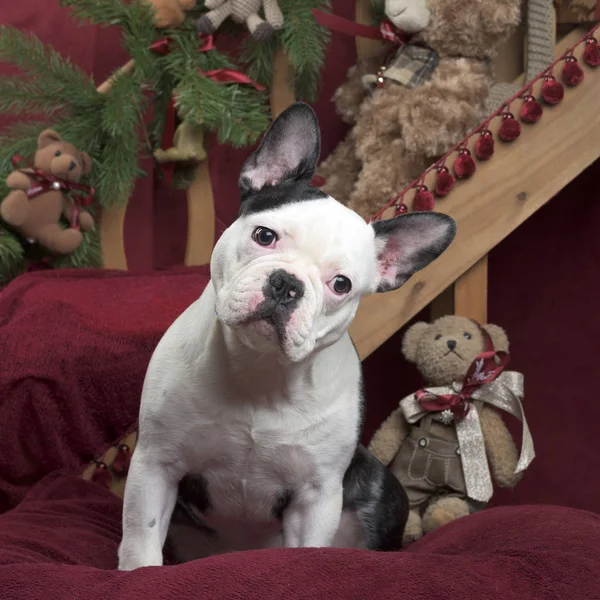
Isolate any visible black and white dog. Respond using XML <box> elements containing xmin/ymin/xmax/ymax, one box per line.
<box><xmin>118</xmin><ymin>103</ymin><xmax>456</xmax><ymax>569</ymax></box>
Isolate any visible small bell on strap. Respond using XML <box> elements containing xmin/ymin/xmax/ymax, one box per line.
<box><xmin>562</xmin><ymin>56</ymin><xmax>584</xmax><ymax>87</ymax></box>
<box><xmin>475</xmin><ymin>130</ymin><xmax>494</xmax><ymax>160</ymax></box>
<box><xmin>395</xmin><ymin>202</ymin><xmax>408</xmax><ymax>215</ymax></box>
<box><xmin>413</xmin><ymin>185</ymin><xmax>435</xmax><ymax>212</ymax></box>
<box><xmin>583</xmin><ymin>37</ymin><xmax>600</xmax><ymax>67</ymax></box>
<box><xmin>541</xmin><ymin>75</ymin><xmax>564</xmax><ymax>105</ymax></box>
<box><xmin>112</xmin><ymin>444</ymin><xmax>132</xmax><ymax>476</ymax></box>
<box><xmin>435</xmin><ymin>165</ymin><xmax>455</xmax><ymax>197</ymax></box>
<box><xmin>453</xmin><ymin>148</ymin><xmax>476</xmax><ymax>180</ymax></box>
<box><xmin>91</xmin><ymin>461</ymin><xmax>112</xmax><ymax>489</ymax></box>
<box><xmin>519</xmin><ymin>95</ymin><xmax>543</xmax><ymax>124</ymax></box>
<box><xmin>498</xmin><ymin>112</ymin><xmax>521</xmax><ymax>142</ymax></box>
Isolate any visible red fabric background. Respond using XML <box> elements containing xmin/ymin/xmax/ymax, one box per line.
<box><xmin>1</xmin><ymin>472</ymin><xmax>599</xmax><ymax>599</ymax></box>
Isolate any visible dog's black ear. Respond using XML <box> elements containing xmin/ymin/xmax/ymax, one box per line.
<box><xmin>238</xmin><ymin>102</ymin><xmax>320</xmax><ymax>197</ymax></box>
<box><xmin>371</xmin><ymin>213</ymin><xmax>456</xmax><ymax>292</ymax></box>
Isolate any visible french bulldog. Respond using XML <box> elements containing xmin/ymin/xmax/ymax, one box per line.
<box><xmin>118</xmin><ymin>102</ymin><xmax>456</xmax><ymax>569</ymax></box>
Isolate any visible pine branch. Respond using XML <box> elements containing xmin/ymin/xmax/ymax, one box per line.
<box><xmin>0</xmin><ymin>79</ymin><xmax>68</xmax><ymax>116</ymax></box>
<box><xmin>241</xmin><ymin>34</ymin><xmax>280</xmax><ymax>90</ymax></box>
<box><xmin>279</xmin><ymin>0</ymin><xmax>330</xmax><ymax>101</ymax></box>
<box><xmin>58</xmin><ymin>0</ymin><xmax>136</xmax><ymax>28</ymax></box>
<box><xmin>370</xmin><ymin>0</ymin><xmax>386</xmax><ymax>24</ymax></box>
<box><xmin>164</xmin><ymin>31</ymin><xmax>270</xmax><ymax>146</ymax></box>
<box><xmin>0</xmin><ymin>226</ymin><xmax>25</xmax><ymax>287</ymax></box>
<box><xmin>0</xmin><ymin>26</ymin><xmax>99</xmax><ymax>109</ymax></box>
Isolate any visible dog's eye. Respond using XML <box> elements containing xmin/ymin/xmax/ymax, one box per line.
<box><xmin>435</xmin><ymin>334</ymin><xmax>442</xmax><ymax>340</ymax></box>
<box><xmin>54</xmin><ymin>150</ymin><xmax>62</xmax><ymax>157</ymax></box>
<box><xmin>329</xmin><ymin>276</ymin><xmax>352</xmax><ymax>295</ymax></box>
<box><xmin>463</xmin><ymin>332</ymin><xmax>472</xmax><ymax>340</ymax></box>
<box><xmin>252</xmin><ymin>226</ymin><xmax>278</xmax><ymax>247</ymax></box>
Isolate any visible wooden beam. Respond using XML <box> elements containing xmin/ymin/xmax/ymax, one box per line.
<box><xmin>184</xmin><ymin>160</ymin><xmax>216</xmax><ymax>266</ymax></box>
<box><xmin>349</xmin><ymin>26</ymin><xmax>600</xmax><ymax>359</ymax></box>
<box><xmin>270</xmin><ymin>48</ymin><xmax>296</xmax><ymax>118</ymax></box>
<box><xmin>95</xmin><ymin>61</ymin><xmax>136</xmax><ymax>271</ymax></box>
<box><xmin>355</xmin><ymin>0</ymin><xmax>384</xmax><ymax>58</ymax></box>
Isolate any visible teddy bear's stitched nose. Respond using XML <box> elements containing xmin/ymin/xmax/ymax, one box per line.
<box><xmin>69</xmin><ymin>160</ymin><xmax>77</xmax><ymax>171</ymax></box>
<box><xmin>447</xmin><ymin>340</ymin><xmax>457</xmax><ymax>350</ymax></box>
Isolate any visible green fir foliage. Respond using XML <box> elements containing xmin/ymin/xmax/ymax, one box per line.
<box><xmin>0</xmin><ymin>0</ymin><xmax>331</xmax><ymax>283</ymax></box>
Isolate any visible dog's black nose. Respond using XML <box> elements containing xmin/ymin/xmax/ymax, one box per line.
<box><xmin>447</xmin><ymin>340</ymin><xmax>457</xmax><ymax>350</ymax></box>
<box><xmin>69</xmin><ymin>160</ymin><xmax>77</xmax><ymax>171</ymax></box>
<box><xmin>267</xmin><ymin>270</ymin><xmax>304</xmax><ymax>305</ymax></box>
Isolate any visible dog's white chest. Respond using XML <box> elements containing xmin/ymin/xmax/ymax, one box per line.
<box><xmin>183</xmin><ymin>401</ymin><xmax>321</xmax><ymax>524</ymax></box>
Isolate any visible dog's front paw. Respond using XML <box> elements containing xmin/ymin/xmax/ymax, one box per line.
<box><xmin>118</xmin><ymin>543</ymin><xmax>163</xmax><ymax>571</ymax></box>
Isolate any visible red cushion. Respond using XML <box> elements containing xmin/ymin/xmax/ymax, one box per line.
<box><xmin>0</xmin><ymin>473</ymin><xmax>598</xmax><ymax>599</ymax></box>
<box><xmin>0</xmin><ymin>267</ymin><xmax>210</xmax><ymax>513</ymax></box>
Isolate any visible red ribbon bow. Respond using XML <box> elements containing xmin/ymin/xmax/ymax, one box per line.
<box><xmin>415</xmin><ymin>326</ymin><xmax>510</xmax><ymax>421</ymax></box>
<box><xmin>11</xmin><ymin>155</ymin><xmax>94</xmax><ymax>229</ymax></box>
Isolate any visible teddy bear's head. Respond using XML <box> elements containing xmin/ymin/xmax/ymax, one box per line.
<box><xmin>402</xmin><ymin>316</ymin><xmax>509</xmax><ymax>386</ymax></box>
<box><xmin>34</xmin><ymin>130</ymin><xmax>92</xmax><ymax>183</ymax></box>
<box><xmin>385</xmin><ymin>0</ymin><xmax>521</xmax><ymax>60</ymax></box>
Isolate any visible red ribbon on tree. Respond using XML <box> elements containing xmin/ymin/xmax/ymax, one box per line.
<box><xmin>415</xmin><ymin>327</ymin><xmax>510</xmax><ymax>421</ymax></box>
<box><xmin>199</xmin><ymin>69</ymin><xmax>266</xmax><ymax>91</ymax></box>
<box><xmin>11</xmin><ymin>155</ymin><xmax>94</xmax><ymax>229</ymax></box>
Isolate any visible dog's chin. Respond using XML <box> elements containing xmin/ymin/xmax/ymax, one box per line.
<box><xmin>227</xmin><ymin>317</ymin><xmax>316</xmax><ymax>363</ymax></box>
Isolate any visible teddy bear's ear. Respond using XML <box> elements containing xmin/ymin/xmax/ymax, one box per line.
<box><xmin>402</xmin><ymin>321</ymin><xmax>430</xmax><ymax>363</ymax></box>
<box><xmin>482</xmin><ymin>324</ymin><xmax>510</xmax><ymax>353</ymax></box>
<box><xmin>38</xmin><ymin>129</ymin><xmax>62</xmax><ymax>148</ymax></box>
<box><xmin>80</xmin><ymin>152</ymin><xmax>92</xmax><ymax>176</ymax></box>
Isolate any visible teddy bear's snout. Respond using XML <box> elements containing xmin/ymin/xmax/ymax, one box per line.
<box><xmin>446</xmin><ymin>339</ymin><xmax>457</xmax><ymax>351</ymax></box>
<box><xmin>68</xmin><ymin>160</ymin><xmax>77</xmax><ymax>172</ymax></box>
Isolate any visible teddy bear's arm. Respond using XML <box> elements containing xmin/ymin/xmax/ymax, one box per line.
<box><xmin>398</xmin><ymin>57</ymin><xmax>492</xmax><ymax>159</ymax></box>
<box><xmin>332</xmin><ymin>54</ymin><xmax>387</xmax><ymax>125</ymax></box>
<box><xmin>6</xmin><ymin>170</ymin><xmax>33</xmax><ymax>191</ymax></box>
<box><xmin>367</xmin><ymin>408</ymin><xmax>410</xmax><ymax>465</ymax></box>
<box><xmin>479</xmin><ymin>404</ymin><xmax>522</xmax><ymax>488</ymax></box>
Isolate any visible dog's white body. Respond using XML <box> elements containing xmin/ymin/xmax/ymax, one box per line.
<box><xmin>118</xmin><ymin>104</ymin><xmax>455</xmax><ymax>570</ymax></box>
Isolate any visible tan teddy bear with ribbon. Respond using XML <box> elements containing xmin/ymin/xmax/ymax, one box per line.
<box><xmin>197</xmin><ymin>0</ymin><xmax>283</xmax><ymax>41</ymax></box>
<box><xmin>0</xmin><ymin>130</ymin><xmax>95</xmax><ymax>255</ymax></box>
<box><xmin>368</xmin><ymin>316</ymin><xmax>535</xmax><ymax>543</ymax></box>
<box><xmin>316</xmin><ymin>0</ymin><xmax>523</xmax><ymax>220</ymax></box>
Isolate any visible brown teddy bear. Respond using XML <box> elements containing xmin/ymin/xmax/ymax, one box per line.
<box><xmin>146</xmin><ymin>0</ymin><xmax>196</xmax><ymax>28</ymax></box>
<box><xmin>197</xmin><ymin>0</ymin><xmax>284</xmax><ymax>41</ymax></box>
<box><xmin>368</xmin><ymin>316</ymin><xmax>534</xmax><ymax>542</ymax></box>
<box><xmin>317</xmin><ymin>0</ymin><xmax>522</xmax><ymax>220</ymax></box>
<box><xmin>0</xmin><ymin>130</ymin><xmax>95</xmax><ymax>255</ymax></box>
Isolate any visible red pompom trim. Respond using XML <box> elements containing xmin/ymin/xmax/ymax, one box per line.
<box><xmin>475</xmin><ymin>130</ymin><xmax>494</xmax><ymax>160</ymax></box>
<box><xmin>91</xmin><ymin>462</ymin><xmax>112</xmax><ymax>488</ymax></box>
<box><xmin>435</xmin><ymin>167</ymin><xmax>455</xmax><ymax>197</ymax></box>
<box><xmin>562</xmin><ymin>57</ymin><xmax>584</xmax><ymax>86</ymax></box>
<box><xmin>310</xmin><ymin>175</ymin><xmax>325</xmax><ymax>187</ymax></box>
<box><xmin>453</xmin><ymin>149</ymin><xmax>476</xmax><ymax>180</ymax></box>
<box><xmin>395</xmin><ymin>203</ymin><xmax>408</xmax><ymax>215</ymax></box>
<box><xmin>498</xmin><ymin>113</ymin><xmax>521</xmax><ymax>142</ymax></box>
<box><xmin>112</xmin><ymin>444</ymin><xmax>132</xmax><ymax>476</ymax></box>
<box><xmin>413</xmin><ymin>186</ymin><xmax>435</xmax><ymax>211</ymax></box>
<box><xmin>519</xmin><ymin>96</ymin><xmax>543</xmax><ymax>124</ymax></box>
<box><xmin>541</xmin><ymin>76</ymin><xmax>564</xmax><ymax>105</ymax></box>
<box><xmin>583</xmin><ymin>38</ymin><xmax>600</xmax><ymax>67</ymax></box>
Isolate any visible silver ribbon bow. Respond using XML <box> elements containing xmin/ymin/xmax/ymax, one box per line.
<box><xmin>399</xmin><ymin>371</ymin><xmax>535</xmax><ymax>503</ymax></box>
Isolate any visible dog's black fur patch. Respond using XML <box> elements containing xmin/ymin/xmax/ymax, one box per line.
<box><xmin>239</xmin><ymin>180</ymin><xmax>327</xmax><ymax>216</ymax></box>
<box><xmin>178</xmin><ymin>474</ymin><xmax>211</xmax><ymax>515</ymax></box>
<box><xmin>342</xmin><ymin>445</ymin><xmax>409</xmax><ymax>552</ymax></box>
<box><xmin>272</xmin><ymin>489</ymin><xmax>293</xmax><ymax>520</ymax></box>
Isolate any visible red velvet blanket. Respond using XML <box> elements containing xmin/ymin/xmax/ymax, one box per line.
<box><xmin>0</xmin><ymin>267</ymin><xmax>210</xmax><ymax>512</ymax></box>
<box><xmin>0</xmin><ymin>472</ymin><xmax>598</xmax><ymax>599</ymax></box>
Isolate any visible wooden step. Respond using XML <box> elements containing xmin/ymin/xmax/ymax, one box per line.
<box><xmin>349</xmin><ymin>26</ymin><xmax>600</xmax><ymax>360</ymax></box>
